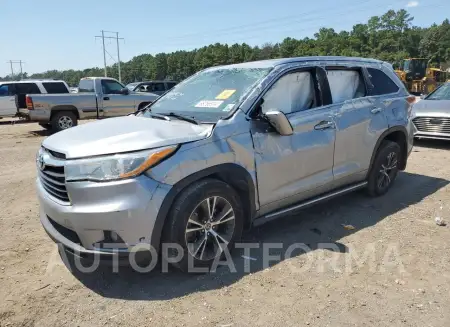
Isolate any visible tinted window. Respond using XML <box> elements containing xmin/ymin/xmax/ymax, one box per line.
<box><xmin>102</xmin><ymin>80</ymin><xmax>125</xmax><ymax>94</ymax></box>
<box><xmin>151</xmin><ymin>83</ymin><xmax>166</xmax><ymax>92</ymax></box>
<box><xmin>166</xmin><ymin>82</ymin><xmax>176</xmax><ymax>90</ymax></box>
<box><xmin>262</xmin><ymin>71</ymin><xmax>317</xmax><ymax>114</ymax></box>
<box><xmin>0</xmin><ymin>84</ymin><xmax>14</xmax><ymax>96</ymax></box>
<box><xmin>78</xmin><ymin>80</ymin><xmax>95</xmax><ymax>92</ymax></box>
<box><xmin>367</xmin><ymin>68</ymin><xmax>399</xmax><ymax>95</ymax></box>
<box><xmin>15</xmin><ymin>83</ymin><xmax>41</xmax><ymax>94</ymax></box>
<box><xmin>43</xmin><ymin>82</ymin><xmax>69</xmax><ymax>94</ymax></box>
<box><xmin>326</xmin><ymin>69</ymin><xmax>366</xmax><ymax>103</ymax></box>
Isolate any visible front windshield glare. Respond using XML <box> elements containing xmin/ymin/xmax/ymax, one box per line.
<box><xmin>145</xmin><ymin>67</ymin><xmax>271</xmax><ymax>122</ymax></box>
<box><xmin>427</xmin><ymin>83</ymin><xmax>450</xmax><ymax>100</ymax></box>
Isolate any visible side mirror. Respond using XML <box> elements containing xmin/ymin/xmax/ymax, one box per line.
<box><xmin>120</xmin><ymin>88</ymin><xmax>130</xmax><ymax>95</ymax></box>
<box><xmin>264</xmin><ymin>110</ymin><xmax>293</xmax><ymax>136</ymax></box>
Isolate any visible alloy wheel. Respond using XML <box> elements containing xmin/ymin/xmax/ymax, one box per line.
<box><xmin>58</xmin><ymin>116</ymin><xmax>73</xmax><ymax>129</ymax></box>
<box><xmin>185</xmin><ymin>196</ymin><xmax>235</xmax><ymax>261</ymax></box>
<box><xmin>377</xmin><ymin>152</ymin><xmax>398</xmax><ymax>190</ymax></box>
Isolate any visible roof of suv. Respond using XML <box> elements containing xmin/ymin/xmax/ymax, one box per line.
<box><xmin>0</xmin><ymin>80</ymin><xmax>66</xmax><ymax>84</ymax></box>
<box><xmin>210</xmin><ymin>56</ymin><xmax>384</xmax><ymax>69</ymax></box>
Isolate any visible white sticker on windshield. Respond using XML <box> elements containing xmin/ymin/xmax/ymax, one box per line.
<box><xmin>222</xmin><ymin>104</ymin><xmax>235</xmax><ymax>112</ymax></box>
<box><xmin>195</xmin><ymin>100</ymin><xmax>223</xmax><ymax>108</ymax></box>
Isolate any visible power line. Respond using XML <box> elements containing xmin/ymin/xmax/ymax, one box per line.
<box><xmin>95</xmin><ymin>31</ymin><xmax>124</xmax><ymax>82</ymax></box>
<box><xmin>6</xmin><ymin>60</ymin><xmax>24</xmax><ymax>80</ymax></box>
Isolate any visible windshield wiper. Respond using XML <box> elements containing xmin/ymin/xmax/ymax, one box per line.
<box><xmin>160</xmin><ymin>112</ymin><xmax>199</xmax><ymax>125</ymax></box>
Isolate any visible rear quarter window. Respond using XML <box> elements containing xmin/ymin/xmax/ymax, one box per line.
<box><xmin>367</xmin><ymin>68</ymin><xmax>399</xmax><ymax>95</ymax></box>
<box><xmin>42</xmin><ymin>82</ymin><xmax>69</xmax><ymax>94</ymax></box>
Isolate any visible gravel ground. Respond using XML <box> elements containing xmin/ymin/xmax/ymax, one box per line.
<box><xmin>0</xmin><ymin>120</ymin><xmax>449</xmax><ymax>327</ymax></box>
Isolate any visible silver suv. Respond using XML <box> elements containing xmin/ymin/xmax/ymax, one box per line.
<box><xmin>37</xmin><ymin>56</ymin><xmax>414</xmax><ymax>271</ymax></box>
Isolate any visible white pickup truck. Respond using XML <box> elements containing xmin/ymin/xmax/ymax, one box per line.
<box><xmin>19</xmin><ymin>77</ymin><xmax>159</xmax><ymax>132</ymax></box>
<box><xmin>0</xmin><ymin>80</ymin><xmax>70</xmax><ymax>119</ymax></box>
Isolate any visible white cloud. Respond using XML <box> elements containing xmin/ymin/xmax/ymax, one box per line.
<box><xmin>406</xmin><ymin>1</ymin><xmax>419</xmax><ymax>7</ymax></box>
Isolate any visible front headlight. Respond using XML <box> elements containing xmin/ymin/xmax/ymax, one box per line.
<box><xmin>65</xmin><ymin>145</ymin><xmax>177</xmax><ymax>182</ymax></box>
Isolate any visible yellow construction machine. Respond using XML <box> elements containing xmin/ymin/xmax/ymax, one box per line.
<box><xmin>394</xmin><ymin>58</ymin><xmax>447</xmax><ymax>95</ymax></box>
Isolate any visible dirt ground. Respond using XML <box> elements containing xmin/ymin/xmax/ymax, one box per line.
<box><xmin>0</xmin><ymin>119</ymin><xmax>449</xmax><ymax>327</ymax></box>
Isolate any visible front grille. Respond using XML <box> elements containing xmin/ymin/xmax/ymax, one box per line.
<box><xmin>39</xmin><ymin>165</ymin><xmax>70</xmax><ymax>203</ymax></box>
<box><xmin>413</xmin><ymin>117</ymin><xmax>450</xmax><ymax>134</ymax></box>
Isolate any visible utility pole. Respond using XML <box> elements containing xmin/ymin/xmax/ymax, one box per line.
<box><xmin>95</xmin><ymin>31</ymin><xmax>124</xmax><ymax>81</ymax></box>
<box><xmin>7</xmin><ymin>60</ymin><xmax>25</xmax><ymax>80</ymax></box>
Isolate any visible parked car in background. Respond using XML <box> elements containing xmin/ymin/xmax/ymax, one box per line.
<box><xmin>126</xmin><ymin>80</ymin><xmax>177</xmax><ymax>95</ymax></box>
<box><xmin>412</xmin><ymin>82</ymin><xmax>450</xmax><ymax>140</ymax></box>
<box><xmin>69</xmin><ymin>87</ymin><xmax>79</xmax><ymax>93</ymax></box>
<box><xmin>18</xmin><ymin>77</ymin><xmax>158</xmax><ymax>132</ymax></box>
<box><xmin>0</xmin><ymin>80</ymin><xmax>69</xmax><ymax>119</ymax></box>
<box><xmin>36</xmin><ymin>56</ymin><xmax>414</xmax><ymax>272</ymax></box>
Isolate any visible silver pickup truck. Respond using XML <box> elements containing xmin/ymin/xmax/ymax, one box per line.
<box><xmin>19</xmin><ymin>77</ymin><xmax>158</xmax><ymax>132</ymax></box>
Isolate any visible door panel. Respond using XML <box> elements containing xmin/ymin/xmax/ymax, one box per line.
<box><xmin>0</xmin><ymin>96</ymin><xmax>17</xmax><ymax>116</ymax></box>
<box><xmin>102</xmin><ymin>94</ymin><xmax>134</xmax><ymax>117</ymax></box>
<box><xmin>333</xmin><ymin>96</ymin><xmax>388</xmax><ymax>185</ymax></box>
<box><xmin>252</xmin><ymin>105</ymin><xmax>337</xmax><ymax>210</ymax></box>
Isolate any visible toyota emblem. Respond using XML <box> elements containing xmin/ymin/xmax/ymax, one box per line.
<box><xmin>37</xmin><ymin>153</ymin><xmax>46</xmax><ymax>171</ymax></box>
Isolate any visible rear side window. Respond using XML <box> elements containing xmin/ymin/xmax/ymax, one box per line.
<box><xmin>43</xmin><ymin>82</ymin><xmax>69</xmax><ymax>94</ymax></box>
<box><xmin>366</xmin><ymin>68</ymin><xmax>399</xmax><ymax>95</ymax></box>
<box><xmin>0</xmin><ymin>84</ymin><xmax>14</xmax><ymax>96</ymax></box>
<box><xmin>166</xmin><ymin>82</ymin><xmax>176</xmax><ymax>90</ymax></box>
<box><xmin>151</xmin><ymin>83</ymin><xmax>166</xmax><ymax>92</ymax></box>
<box><xmin>78</xmin><ymin>80</ymin><xmax>95</xmax><ymax>92</ymax></box>
<box><xmin>326</xmin><ymin>69</ymin><xmax>366</xmax><ymax>103</ymax></box>
<box><xmin>15</xmin><ymin>83</ymin><xmax>41</xmax><ymax>94</ymax></box>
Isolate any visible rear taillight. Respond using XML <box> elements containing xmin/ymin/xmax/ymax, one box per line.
<box><xmin>26</xmin><ymin>96</ymin><xmax>34</xmax><ymax>110</ymax></box>
<box><xmin>406</xmin><ymin>95</ymin><xmax>417</xmax><ymax>117</ymax></box>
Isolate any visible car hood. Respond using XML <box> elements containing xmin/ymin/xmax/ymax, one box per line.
<box><xmin>42</xmin><ymin>116</ymin><xmax>213</xmax><ymax>159</ymax></box>
<box><xmin>412</xmin><ymin>99</ymin><xmax>450</xmax><ymax>117</ymax></box>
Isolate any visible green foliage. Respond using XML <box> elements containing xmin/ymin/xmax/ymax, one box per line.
<box><xmin>1</xmin><ymin>10</ymin><xmax>449</xmax><ymax>86</ymax></box>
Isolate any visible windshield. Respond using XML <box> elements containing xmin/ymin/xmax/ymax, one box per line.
<box><xmin>143</xmin><ymin>67</ymin><xmax>272</xmax><ymax>122</ymax></box>
<box><xmin>126</xmin><ymin>82</ymin><xmax>139</xmax><ymax>90</ymax></box>
<box><xmin>426</xmin><ymin>83</ymin><xmax>450</xmax><ymax>100</ymax></box>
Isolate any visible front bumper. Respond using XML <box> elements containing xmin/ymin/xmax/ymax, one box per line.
<box><xmin>38</xmin><ymin>174</ymin><xmax>171</xmax><ymax>262</ymax></box>
<box><xmin>412</xmin><ymin>116</ymin><xmax>450</xmax><ymax>140</ymax></box>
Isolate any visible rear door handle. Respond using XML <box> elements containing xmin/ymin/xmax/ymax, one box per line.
<box><xmin>371</xmin><ymin>107</ymin><xmax>382</xmax><ymax>114</ymax></box>
<box><xmin>103</xmin><ymin>97</ymin><xmax>110</xmax><ymax>100</ymax></box>
<box><xmin>314</xmin><ymin>121</ymin><xmax>335</xmax><ymax>130</ymax></box>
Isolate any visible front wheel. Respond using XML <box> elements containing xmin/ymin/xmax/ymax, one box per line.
<box><xmin>51</xmin><ymin>111</ymin><xmax>78</xmax><ymax>133</ymax></box>
<box><xmin>367</xmin><ymin>141</ymin><xmax>401</xmax><ymax>196</ymax></box>
<box><xmin>162</xmin><ymin>179</ymin><xmax>244</xmax><ymax>272</ymax></box>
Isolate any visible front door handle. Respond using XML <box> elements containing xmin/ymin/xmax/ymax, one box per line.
<box><xmin>314</xmin><ymin>121</ymin><xmax>335</xmax><ymax>130</ymax></box>
<box><xmin>103</xmin><ymin>97</ymin><xmax>110</xmax><ymax>101</ymax></box>
<box><xmin>371</xmin><ymin>107</ymin><xmax>382</xmax><ymax>114</ymax></box>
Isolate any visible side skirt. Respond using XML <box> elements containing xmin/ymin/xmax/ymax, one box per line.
<box><xmin>253</xmin><ymin>181</ymin><xmax>368</xmax><ymax>227</ymax></box>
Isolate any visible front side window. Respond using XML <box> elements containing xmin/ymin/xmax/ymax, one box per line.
<box><xmin>145</xmin><ymin>67</ymin><xmax>271</xmax><ymax>122</ymax></box>
<box><xmin>426</xmin><ymin>83</ymin><xmax>450</xmax><ymax>100</ymax></box>
<box><xmin>367</xmin><ymin>68</ymin><xmax>399</xmax><ymax>95</ymax></box>
<box><xmin>262</xmin><ymin>71</ymin><xmax>317</xmax><ymax>114</ymax></box>
<box><xmin>326</xmin><ymin>69</ymin><xmax>366</xmax><ymax>103</ymax></box>
<box><xmin>102</xmin><ymin>80</ymin><xmax>125</xmax><ymax>94</ymax></box>
<box><xmin>0</xmin><ymin>84</ymin><xmax>12</xmax><ymax>96</ymax></box>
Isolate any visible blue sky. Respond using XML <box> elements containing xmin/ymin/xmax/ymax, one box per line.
<box><xmin>1</xmin><ymin>0</ymin><xmax>448</xmax><ymax>76</ymax></box>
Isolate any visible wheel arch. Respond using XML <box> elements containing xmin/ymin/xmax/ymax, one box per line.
<box><xmin>368</xmin><ymin>126</ymin><xmax>408</xmax><ymax>174</ymax></box>
<box><xmin>150</xmin><ymin>163</ymin><xmax>257</xmax><ymax>251</ymax></box>
<box><xmin>50</xmin><ymin>105</ymin><xmax>80</xmax><ymax>119</ymax></box>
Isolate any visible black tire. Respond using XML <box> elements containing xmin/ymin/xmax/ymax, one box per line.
<box><xmin>367</xmin><ymin>141</ymin><xmax>401</xmax><ymax>197</ymax></box>
<box><xmin>51</xmin><ymin>111</ymin><xmax>78</xmax><ymax>133</ymax></box>
<box><xmin>39</xmin><ymin>123</ymin><xmax>52</xmax><ymax>130</ymax></box>
<box><xmin>162</xmin><ymin>179</ymin><xmax>244</xmax><ymax>272</ymax></box>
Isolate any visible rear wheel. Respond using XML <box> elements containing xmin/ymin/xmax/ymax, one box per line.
<box><xmin>367</xmin><ymin>141</ymin><xmax>401</xmax><ymax>196</ymax></box>
<box><xmin>162</xmin><ymin>179</ymin><xmax>244</xmax><ymax>272</ymax></box>
<box><xmin>51</xmin><ymin>111</ymin><xmax>77</xmax><ymax>133</ymax></box>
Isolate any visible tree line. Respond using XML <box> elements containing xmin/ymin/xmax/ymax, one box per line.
<box><xmin>1</xmin><ymin>9</ymin><xmax>449</xmax><ymax>86</ymax></box>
